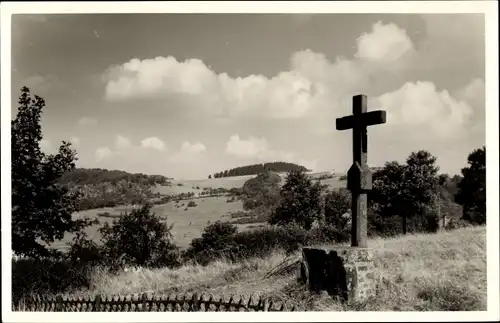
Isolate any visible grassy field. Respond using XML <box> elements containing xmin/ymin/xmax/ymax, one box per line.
<box><xmin>51</xmin><ymin>173</ymin><xmax>347</xmax><ymax>251</ymax></box>
<box><xmin>53</xmin><ymin>197</ymin><xmax>247</xmax><ymax>250</ymax></box>
<box><xmin>47</xmin><ymin>226</ymin><xmax>486</xmax><ymax>311</ymax></box>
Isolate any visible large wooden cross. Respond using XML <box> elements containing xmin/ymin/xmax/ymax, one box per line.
<box><xmin>336</xmin><ymin>95</ymin><xmax>386</xmax><ymax>248</ymax></box>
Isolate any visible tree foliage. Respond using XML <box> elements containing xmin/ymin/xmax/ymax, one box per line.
<box><xmin>99</xmin><ymin>204</ymin><xmax>180</xmax><ymax>268</ymax></box>
<box><xmin>324</xmin><ymin>188</ymin><xmax>351</xmax><ymax>230</ymax></box>
<box><xmin>455</xmin><ymin>146</ymin><xmax>486</xmax><ymax>224</ymax></box>
<box><xmin>241</xmin><ymin>170</ymin><xmax>281</xmax><ymax>211</ymax></box>
<box><xmin>370</xmin><ymin>150</ymin><xmax>440</xmax><ymax>234</ymax></box>
<box><xmin>269</xmin><ymin>169</ymin><xmax>324</xmax><ymax>230</ymax></box>
<box><xmin>60</xmin><ymin>168</ymin><xmax>170</xmax><ymax>186</ymax></box>
<box><xmin>11</xmin><ymin>87</ymin><xmax>95</xmax><ymax>258</ymax></box>
<box><xmin>58</xmin><ymin>168</ymin><xmax>170</xmax><ymax>211</ymax></box>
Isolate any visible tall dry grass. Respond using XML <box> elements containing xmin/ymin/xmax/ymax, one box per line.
<box><xmin>15</xmin><ymin>226</ymin><xmax>486</xmax><ymax>311</ymax></box>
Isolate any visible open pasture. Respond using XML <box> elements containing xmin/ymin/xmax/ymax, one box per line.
<box><xmin>51</xmin><ymin>196</ymin><xmax>247</xmax><ymax>251</ymax></box>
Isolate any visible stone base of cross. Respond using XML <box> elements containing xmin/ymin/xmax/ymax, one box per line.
<box><xmin>300</xmin><ymin>94</ymin><xmax>386</xmax><ymax>302</ymax></box>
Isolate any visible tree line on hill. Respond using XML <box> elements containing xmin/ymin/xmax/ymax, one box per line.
<box><xmin>11</xmin><ymin>87</ymin><xmax>487</xmax><ymax>304</ymax></box>
<box><xmin>60</xmin><ymin>168</ymin><xmax>170</xmax><ymax>186</ymax></box>
<box><xmin>210</xmin><ymin>162</ymin><xmax>310</xmax><ymax>179</ymax></box>
<box><xmin>57</xmin><ymin>159</ymin><xmax>171</xmax><ymax>211</ymax></box>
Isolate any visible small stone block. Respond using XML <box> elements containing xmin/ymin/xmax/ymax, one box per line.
<box><xmin>301</xmin><ymin>247</ymin><xmax>376</xmax><ymax>302</ymax></box>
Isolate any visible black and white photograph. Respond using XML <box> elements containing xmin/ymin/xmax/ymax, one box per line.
<box><xmin>1</xmin><ymin>1</ymin><xmax>498</xmax><ymax>321</ymax></box>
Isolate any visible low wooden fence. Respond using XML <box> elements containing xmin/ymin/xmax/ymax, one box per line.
<box><xmin>17</xmin><ymin>292</ymin><xmax>296</xmax><ymax>312</ymax></box>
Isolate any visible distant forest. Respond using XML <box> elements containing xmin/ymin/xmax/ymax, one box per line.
<box><xmin>59</xmin><ymin>168</ymin><xmax>171</xmax><ymax>210</ymax></box>
<box><xmin>211</xmin><ymin>162</ymin><xmax>310</xmax><ymax>179</ymax></box>
<box><xmin>60</xmin><ymin>168</ymin><xmax>170</xmax><ymax>186</ymax></box>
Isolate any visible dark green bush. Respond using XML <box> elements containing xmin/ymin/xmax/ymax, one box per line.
<box><xmin>233</xmin><ymin>225</ymin><xmax>309</xmax><ymax>258</ymax></box>
<box><xmin>99</xmin><ymin>204</ymin><xmax>181</xmax><ymax>269</ymax></box>
<box><xmin>185</xmin><ymin>221</ymin><xmax>240</xmax><ymax>265</ymax></box>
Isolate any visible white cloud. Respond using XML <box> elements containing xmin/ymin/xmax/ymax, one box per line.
<box><xmin>355</xmin><ymin>21</ymin><xmax>414</xmax><ymax>63</ymax></box>
<box><xmin>115</xmin><ymin>135</ymin><xmax>132</xmax><ymax>150</ymax></box>
<box><xmin>77</xmin><ymin>117</ymin><xmax>98</xmax><ymax>126</ymax></box>
<box><xmin>180</xmin><ymin>141</ymin><xmax>207</xmax><ymax>154</ymax></box>
<box><xmin>70</xmin><ymin>136</ymin><xmax>80</xmax><ymax>147</ymax></box>
<box><xmin>374</xmin><ymin>81</ymin><xmax>473</xmax><ymax>139</ymax></box>
<box><xmin>95</xmin><ymin>147</ymin><xmax>113</xmax><ymax>161</ymax></box>
<box><xmin>141</xmin><ymin>137</ymin><xmax>166</xmax><ymax>151</ymax></box>
<box><xmin>103</xmin><ymin>56</ymin><xmax>322</xmax><ymax>120</ymax></box>
<box><xmin>101</xmin><ymin>21</ymin><xmax>418</xmax><ymax>123</ymax></box>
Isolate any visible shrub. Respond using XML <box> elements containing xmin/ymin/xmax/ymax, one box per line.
<box><xmin>324</xmin><ymin>188</ymin><xmax>351</xmax><ymax>230</ymax></box>
<box><xmin>99</xmin><ymin>204</ymin><xmax>181</xmax><ymax>269</ymax></box>
<box><xmin>187</xmin><ymin>201</ymin><xmax>197</xmax><ymax>208</ymax></box>
<box><xmin>185</xmin><ymin>221</ymin><xmax>240</xmax><ymax>265</ymax></box>
<box><xmin>234</xmin><ymin>225</ymin><xmax>309</xmax><ymax>258</ymax></box>
<box><xmin>66</xmin><ymin>231</ymin><xmax>104</xmax><ymax>267</ymax></box>
<box><xmin>269</xmin><ymin>169</ymin><xmax>324</xmax><ymax>230</ymax></box>
<box><xmin>368</xmin><ymin>211</ymin><xmax>402</xmax><ymax>237</ymax></box>
<box><xmin>229</xmin><ymin>211</ymin><xmax>248</xmax><ymax>218</ymax></box>
<box><xmin>12</xmin><ymin>256</ymin><xmax>92</xmax><ymax>305</ymax></box>
<box><xmin>241</xmin><ymin>170</ymin><xmax>281</xmax><ymax>211</ymax></box>
<box><xmin>230</xmin><ymin>216</ymin><xmax>264</xmax><ymax>225</ymax></box>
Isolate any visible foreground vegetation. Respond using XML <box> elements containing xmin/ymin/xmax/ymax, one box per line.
<box><xmin>15</xmin><ymin>226</ymin><xmax>486</xmax><ymax>311</ymax></box>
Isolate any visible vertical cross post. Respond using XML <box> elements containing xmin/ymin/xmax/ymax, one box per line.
<box><xmin>336</xmin><ymin>95</ymin><xmax>386</xmax><ymax>248</ymax></box>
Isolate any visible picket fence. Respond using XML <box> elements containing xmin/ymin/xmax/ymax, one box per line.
<box><xmin>18</xmin><ymin>292</ymin><xmax>296</xmax><ymax>312</ymax></box>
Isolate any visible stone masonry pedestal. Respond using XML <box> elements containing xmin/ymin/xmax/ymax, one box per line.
<box><xmin>300</xmin><ymin>246</ymin><xmax>376</xmax><ymax>302</ymax></box>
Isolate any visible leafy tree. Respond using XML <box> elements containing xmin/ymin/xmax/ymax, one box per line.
<box><xmin>324</xmin><ymin>188</ymin><xmax>351</xmax><ymax>230</ymax></box>
<box><xmin>241</xmin><ymin>170</ymin><xmax>281</xmax><ymax>211</ymax></box>
<box><xmin>208</xmin><ymin>174</ymin><xmax>212</xmax><ymax>179</ymax></box>
<box><xmin>455</xmin><ymin>146</ymin><xmax>486</xmax><ymax>224</ymax></box>
<box><xmin>11</xmin><ymin>87</ymin><xmax>95</xmax><ymax>258</ymax></box>
<box><xmin>371</xmin><ymin>150</ymin><xmax>440</xmax><ymax>234</ymax></box>
<box><xmin>99</xmin><ymin>204</ymin><xmax>180</xmax><ymax>268</ymax></box>
<box><xmin>269</xmin><ymin>169</ymin><xmax>324</xmax><ymax>230</ymax></box>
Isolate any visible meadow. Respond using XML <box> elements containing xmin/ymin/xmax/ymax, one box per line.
<box><xmin>51</xmin><ymin>172</ymin><xmax>347</xmax><ymax>251</ymax></box>
<box><xmin>45</xmin><ymin>226</ymin><xmax>486</xmax><ymax>311</ymax></box>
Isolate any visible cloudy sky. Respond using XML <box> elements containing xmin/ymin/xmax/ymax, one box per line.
<box><xmin>11</xmin><ymin>14</ymin><xmax>485</xmax><ymax>179</ymax></box>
